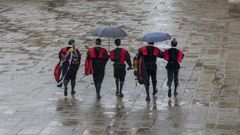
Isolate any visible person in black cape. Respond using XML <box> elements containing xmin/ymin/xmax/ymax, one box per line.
<box><xmin>137</xmin><ymin>42</ymin><xmax>164</xmax><ymax>101</ymax></box>
<box><xmin>58</xmin><ymin>39</ymin><xmax>81</xmax><ymax>96</ymax></box>
<box><xmin>86</xmin><ymin>38</ymin><xmax>109</xmax><ymax>99</ymax></box>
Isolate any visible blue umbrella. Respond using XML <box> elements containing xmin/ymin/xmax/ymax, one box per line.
<box><xmin>141</xmin><ymin>32</ymin><xmax>171</xmax><ymax>43</ymax></box>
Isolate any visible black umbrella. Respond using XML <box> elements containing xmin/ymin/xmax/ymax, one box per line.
<box><xmin>92</xmin><ymin>25</ymin><xmax>127</xmax><ymax>51</ymax></box>
<box><xmin>92</xmin><ymin>27</ymin><xmax>127</xmax><ymax>38</ymax></box>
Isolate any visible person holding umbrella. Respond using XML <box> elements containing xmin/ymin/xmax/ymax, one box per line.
<box><xmin>92</xmin><ymin>24</ymin><xmax>127</xmax><ymax>51</ymax></box>
<box><xmin>137</xmin><ymin>42</ymin><xmax>164</xmax><ymax>101</ymax></box>
<box><xmin>164</xmin><ymin>38</ymin><xmax>184</xmax><ymax>98</ymax></box>
<box><xmin>110</xmin><ymin>39</ymin><xmax>132</xmax><ymax>97</ymax></box>
<box><xmin>86</xmin><ymin>38</ymin><xmax>109</xmax><ymax>99</ymax></box>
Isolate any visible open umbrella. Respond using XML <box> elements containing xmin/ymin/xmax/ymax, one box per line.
<box><xmin>92</xmin><ymin>27</ymin><xmax>127</xmax><ymax>38</ymax></box>
<box><xmin>92</xmin><ymin>25</ymin><xmax>127</xmax><ymax>51</ymax></box>
<box><xmin>140</xmin><ymin>32</ymin><xmax>171</xmax><ymax>43</ymax></box>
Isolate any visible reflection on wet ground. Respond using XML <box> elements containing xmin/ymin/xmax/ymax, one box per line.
<box><xmin>0</xmin><ymin>0</ymin><xmax>240</xmax><ymax>134</ymax></box>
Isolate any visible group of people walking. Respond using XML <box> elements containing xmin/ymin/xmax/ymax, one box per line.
<box><xmin>54</xmin><ymin>38</ymin><xmax>184</xmax><ymax>102</ymax></box>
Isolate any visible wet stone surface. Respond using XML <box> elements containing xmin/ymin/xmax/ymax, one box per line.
<box><xmin>0</xmin><ymin>0</ymin><xmax>240</xmax><ymax>135</ymax></box>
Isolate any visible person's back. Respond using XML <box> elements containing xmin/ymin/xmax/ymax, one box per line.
<box><xmin>58</xmin><ymin>39</ymin><xmax>81</xmax><ymax>96</ymax></box>
<box><xmin>110</xmin><ymin>39</ymin><xmax>132</xmax><ymax>97</ymax></box>
<box><xmin>111</xmin><ymin>48</ymin><xmax>124</xmax><ymax>64</ymax></box>
<box><xmin>60</xmin><ymin>47</ymin><xmax>81</xmax><ymax>72</ymax></box>
<box><xmin>89</xmin><ymin>47</ymin><xmax>108</xmax><ymax>70</ymax></box>
<box><xmin>164</xmin><ymin>38</ymin><xmax>184</xmax><ymax>98</ymax></box>
<box><xmin>139</xmin><ymin>46</ymin><xmax>159</xmax><ymax>70</ymax></box>
<box><xmin>111</xmin><ymin>48</ymin><xmax>131</xmax><ymax>67</ymax></box>
<box><xmin>137</xmin><ymin>43</ymin><xmax>163</xmax><ymax>101</ymax></box>
<box><xmin>87</xmin><ymin>38</ymin><xmax>109</xmax><ymax>99</ymax></box>
<box><xmin>165</xmin><ymin>48</ymin><xmax>180</xmax><ymax>70</ymax></box>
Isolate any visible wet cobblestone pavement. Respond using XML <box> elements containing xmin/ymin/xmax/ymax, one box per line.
<box><xmin>0</xmin><ymin>0</ymin><xmax>240</xmax><ymax>135</ymax></box>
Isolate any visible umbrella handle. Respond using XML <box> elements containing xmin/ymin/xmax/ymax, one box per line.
<box><xmin>108</xmin><ymin>38</ymin><xmax>110</xmax><ymax>51</ymax></box>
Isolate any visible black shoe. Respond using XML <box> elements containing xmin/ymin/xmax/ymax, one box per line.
<box><xmin>168</xmin><ymin>89</ymin><xmax>171</xmax><ymax>98</ymax></box>
<box><xmin>64</xmin><ymin>91</ymin><xmax>68</xmax><ymax>96</ymax></box>
<box><xmin>57</xmin><ymin>82</ymin><xmax>62</xmax><ymax>87</ymax></box>
<box><xmin>115</xmin><ymin>92</ymin><xmax>119</xmax><ymax>97</ymax></box>
<box><xmin>97</xmin><ymin>94</ymin><xmax>101</xmax><ymax>99</ymax></box>
<box><xmin>145</xmin><ymin>96</ymin><xmax>150</xmax><ymax>102</ymax></box>
<box><xmin>153</xmin><ymin>89</ymin><xmax>158</xmax><ymax>96</ymax></box>
<box><xmin>119</xmin><ymin>93</ymin><xmax>124</xmax><ymax>98</ymax></box>
<box><xmin>174</xmin><ymin>91</ymin><xmax>178</xmax><ymax>97</ymax></box>
<box><xmin>71</xmin><ymin>90</ymin><xmax>76</xmax><ymax>95</ymax></box>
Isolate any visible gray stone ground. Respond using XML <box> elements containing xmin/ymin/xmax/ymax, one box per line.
<box><xmin>0</xmin><ymin>0</ymin><xmax>240</xmax><ymax>135</ymax></box>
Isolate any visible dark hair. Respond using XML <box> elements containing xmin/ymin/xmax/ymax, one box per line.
<box><xmin>115</xmin><ymin>39</ymin><xmax>121</xmax><ymax>46</ymax></box>
<box><xmin>148</xmin><ymin>42</ymin><xmax>154</xmax><ymax>45</ymax></box>
<box><xmin>171</xmin><ymin>38</ymin><xmax>177</xmax><ymax>47</ymax></box>
<box><xmin>95</xmin><ymin>38</ymin><xmax>101</xmax><ymax>45</ymax></box>
<box><xmin>68</xmin><ymin>39</ymin><xmax>75</xmax><ymax>45</ymax></box>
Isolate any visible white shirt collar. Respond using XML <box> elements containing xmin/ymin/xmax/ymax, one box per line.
<box><xmin>67</xmin><ymin>45</ymin><xmax>73</xmax><ymax>48</ymax></box>
<box><xmin>148</xmin><ymin>44</ymin><xmax>154</xmax><ymax>46</ymax></box>
<box><xmin>95</xmin><ymin>45</ymin><xmax>101</xmax><ymax>47</ymax></box>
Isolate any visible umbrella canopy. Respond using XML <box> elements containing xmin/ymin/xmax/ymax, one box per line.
<box><xmin>141</xmin><ymin>32</ymin><xmax>171</xmax><ymax>43</ymax></box>
<box><xmin>92</xmin><ymin>26</ymin><xmax>127</xmax><ymax>38</ymax></box>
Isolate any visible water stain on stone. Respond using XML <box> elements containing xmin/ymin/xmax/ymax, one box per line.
<box><xmin>205</xmin><ymin>123</ymin><xmax>216</xmax><ymax>129</ymax></box>
<box><xmin>62</xmin><ymin>119</ymin><xmax>79</xmax><ymax>126</ymax></box>
<box><xmin>203</xmin><ymin>65</ymin><xmax>217</xmax><ymax>70</ymax></box>
<box><xmin>115</xmin><ymin>130</ymin><xmax>127</xmax><ymax>135</ymax></box>
<box><xmin>17</xmin><ymin>63</ymin><xmax>28</xmax><ymax>66</ymax></box>
<box><xmin>0</xmin><ymin>63</ymin><xmax>10</xmax><ymax>65</ymax></box>
<box><xmin>194</xmin><ymin>62</ymin><xmax>203</xmax><ymax>68</ymax></box>
<box><xmin>192</xmin><ymin>100</ymin><xmax>209</xmax><ymax>107</ymax></box>
<box><xmin>216</xmin><ymin>124</ymin><xmax>239</xmax><ymax>130</ymax></box>
<box><xmin>48</xmin><ymin>0</ymin><xmax>66</xmax><ymax>8</ymax></box>
<box><xmin>229</xmin><ymin>2</ymin><xmax>240</xmax><ymax>15</ymax></box>
<box><xmin>207</xmin><ymin>49</ymin><xmax>220</xmax><ymax>54</ymax></box>
<box><xmin>136</xmin><ymin>127</ymin><xmax>150</xmax><ymax>134</ymax></box>
<box><xmin>173</xmin><ymin>123</ymin><xmax>180</xmax><ymax>128</ymax></box>
<box><xmin>218</xmin><ymin>101</ymin><xmax>238</xmax><ymax>108</ymax></box>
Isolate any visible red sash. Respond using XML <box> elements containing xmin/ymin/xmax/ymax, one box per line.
<box><xmin>110</xmin><ymin>51</ymin><xmax>114</xmax><ymax>60</ymax></box>
<box><xmin>120</xmin><ymin>48</ymin><xmax>126</xmax><ymax>64</ymax></box>
<box><xmin>177</xmin><ymin>50</ymin><xmax>183</xmax><ymax>62</ymax></box>
<box><xmin>164</xmin><ymin>49</ymin><xmax>169</xmax><ymax>61</ymax></box>
<box><xmin>164</xmin><ymin>49</ymin><xmax>183</xmax><ymax>62</ymax></box>
<box><xmin>141</xmin><ymin>46</ymin><xmax>159</xmax><ymax>57</ymax></box>
<box><xmin>153</xmin><ymin>47</ymin><xmax>159</xmax><ymax>56</ymax></box>
<box><xmin>141</xmin><ymin>46</ymin><xmax>148</xmax><ymax>56</ymax></box>
<box><xmin>89</xmin><ymin>47</ymin><xmax>106</xmax><ymax>59</ymax></box>
<box><xmin>110</xmin><ymin>48</ymin><xmax>127</xmax><ymax>64</ymax></box>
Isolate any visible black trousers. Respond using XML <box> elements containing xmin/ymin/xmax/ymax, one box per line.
<box><xmin>114</xmin><ymin>67</ymin><xmax>126</xmax><ymax>81</ymax></box>
<box><xmin>62</xmin><ymin>64</ymin><xmax>79</xmax><ymax>90</ymax></box>
<box><xmin>145</xmin><ymin>69</ymin><xmax>157</xmax><ymax>87</ymax></box>
<box><xmin>93</xmin><ymin>68</ymin><xmax>105</xmax><ymax>83</ymax></box>
<box><xmin>93</xmin><ymin>68</ymin><xmax>105</xmax><ymax>95</ymax></box>
<box><xmin>167</xmin><ymin>68</ymin><xmax>179</xmax><ymax>89</ymax></box>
